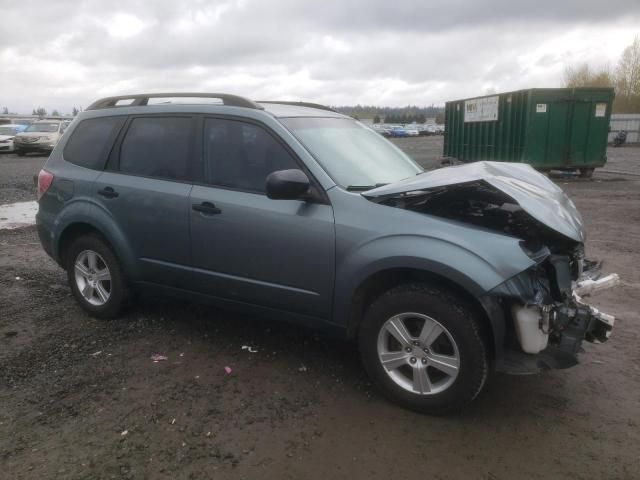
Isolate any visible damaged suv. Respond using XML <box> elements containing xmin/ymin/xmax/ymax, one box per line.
<box><xmin>36</xmin><ymin>93</ymin><xmax>618</xmax><ymax>414</ymax></box>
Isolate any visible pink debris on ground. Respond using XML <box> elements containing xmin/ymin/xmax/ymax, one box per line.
<box><xmin>151</xmin><ymin>354</ymin><xmax>168</xmax><ymax>362</ymax></box>
<box><xmin>224</xmin><ymin>366</ymin><xmax>232</xmax><ymax>375</ymax></box>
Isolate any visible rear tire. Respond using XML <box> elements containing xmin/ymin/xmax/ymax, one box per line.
<box><xmin>65</xmin><ymin>234</ymin><xmax>128</xmax><ymax>319</ymax></box>
<box><xmin>579</xmin><ymin>168</ymin><xmax>594</xmax><ymax>178</ymax></box>
<box><xmin>358</xmin><ymin>283</ymin><xmax>489</xmax><ymax>414</ymax></box>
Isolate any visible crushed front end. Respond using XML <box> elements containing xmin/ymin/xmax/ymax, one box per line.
<box><xmin>490</xmin><ymin>244</ymin><xmax>618</xmax><ymax>373</ymax></box>
<box><xmin>362</xmin><ymin>162</ymin><xmax>620</xmax><ymax>374</ymax></box>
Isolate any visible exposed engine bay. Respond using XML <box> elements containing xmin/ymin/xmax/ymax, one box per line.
<box><xmin>363</xmin><ymin>162</ymin><xmax>619</xmax><ymax>373</ymax></box>
<box><xmin>374</xmin><ymin>180</ymin><xmax>576</xmax><ymax>252</ymax></box>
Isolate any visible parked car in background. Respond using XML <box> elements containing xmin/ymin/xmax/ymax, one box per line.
<box><xmin>424</xmin><ymin>124</ymin><xmax>439</xmax><ymax>136</ymax></box>
<box><xmin>36</xmin><ymin>93</ymin><xmax>618</xmax><ymax>414</ymax></box>
<box><xmin>14</xmin><ymin>120</ymin><xmax>70</xmax><ymax>156</ymax></box>
<box><xmin>389</xmin><ymin>126</ymin><xmax>408</xmax><ymax>137</ymax></box>
<box><xmin>379</xmin><ymin>126</ymin><xmax>392</xmax><ymax>137</ymax></box>
<box><xmin>404</xmin><ymin>126</ymin><xmax>419</xmax><ymax>137</ymax></box>
<box><xmin>0</xmin><ymin>124</ymin><xmax>27</xmax><ymax>153</ymax></box>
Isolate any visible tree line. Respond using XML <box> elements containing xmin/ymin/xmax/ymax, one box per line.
<box><xmin>335</xmin><ymin>104</ymin><xmax>444</xmax><ymax>124</ymax></box>
<box><xmin>0</xmin><ymin>106</ymin><xmax>82</xmax><ymax>117</ymax></box>
<box><xmin>565</xmin><ymin>36</ymin><xmax>640</xmax><ymax>113</ymax></box>
<box><xmin>373</xmin><ymin>113</ymin><xmax>429</xmax><ymax>124</ymax></box>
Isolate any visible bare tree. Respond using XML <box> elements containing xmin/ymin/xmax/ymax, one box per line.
<box><xmin>615</xmin><ymin>36</ymin><xmax>640</xmax><ymax>112</ymax></box>
<box><xmin>1</xmin><ymin>107</ymin><xmax>8</xmax><ymax>115</ymax></box>
<box><xmin>564</xmin><ymin>63</ymin><xmax>614</xmax><ymax>88</ymax></box>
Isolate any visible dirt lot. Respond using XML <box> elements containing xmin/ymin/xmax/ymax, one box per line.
<box><xmin>1</xmin><ymin>140</ymin><xmax>639</xmax><ymax>479</ymax></box>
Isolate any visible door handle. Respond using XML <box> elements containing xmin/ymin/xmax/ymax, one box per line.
<box><xmin>98</xmin><ymin>187</ymin><xmax>119</xmax><ymax>199</ymax></box>
<box><xmin>192</xmin><ymin>202</ymin><xmax>222</xmax><ymax>215</ymax></box>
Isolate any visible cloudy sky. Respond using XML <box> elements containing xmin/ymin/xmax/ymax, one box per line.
<box><xmin>1</xmin><ymin>0</ymin><xmax>639</xmax><ymax>114</ymax></box>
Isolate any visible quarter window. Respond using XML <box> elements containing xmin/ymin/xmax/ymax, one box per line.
<box><xmin>63</xmin><ymin>117</ymin><xmax>125</xmax><ymax>170</ymax></box>
<box><xmin>119</xmin><ymin>117</ymin><xmax>192</xmax><ymax>181</ymax></box>
<box><xmin>203</xmin><ymin>118</ymin><xmax>298</xmax><ymax>193</ymax></box>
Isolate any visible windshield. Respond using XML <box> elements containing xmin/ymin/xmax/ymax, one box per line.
<box><xmin>0</xmin><ymin>127</ymin><xmax>17</xmax><ymax>135</ymax></box>
<box><xmin>26</xmin><ymin>123</ymin><xmax>59</xmax><ymax>133</ymax></box>
<box><xmin>280</xmin><ymin>117</ymin><xmax>422</xmax><ymax>189</ymax></box>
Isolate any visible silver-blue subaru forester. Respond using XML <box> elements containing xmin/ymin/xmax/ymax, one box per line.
<box><xmin>36</xmin><ymin>93</ymin><xmax>618</xmax><ymax>414</ymax></box>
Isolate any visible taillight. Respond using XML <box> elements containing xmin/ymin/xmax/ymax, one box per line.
<box><xmin>37</xmin><ymin>169</ymin><xmax>54</xmax><ymax>201</ymax></box>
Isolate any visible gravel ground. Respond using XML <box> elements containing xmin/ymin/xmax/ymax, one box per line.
<box><xmin>0</xmin><ymin>152</ymin><xmax>47</xmax><ymax>204</ymax></box>
<box><xmin>1</xmin><ymin>141</ymin><xmax>639</xmax><ymax>479</ymax></box>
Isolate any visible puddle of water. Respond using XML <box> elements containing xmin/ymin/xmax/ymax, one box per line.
<box><xmin>0</xmin><ymin>201</ymin><xmax>38</xmax><ymax>230</ymax></box>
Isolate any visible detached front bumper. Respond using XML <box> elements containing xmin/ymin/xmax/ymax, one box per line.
<box><xmin>494</xmin><ymin>267</ymin><xmax>620</xmax><ymax>375</ymax></box>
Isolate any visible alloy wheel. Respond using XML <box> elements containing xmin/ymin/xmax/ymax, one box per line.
<box><xmin>376</xmin><ymin>312</ymin><xmax>460</xmax><ymax>395</ymax></box>
<box><xmin>73</xmin><ymin>250</ymin><xmax>112</xmax><ymax>306</ymax></box>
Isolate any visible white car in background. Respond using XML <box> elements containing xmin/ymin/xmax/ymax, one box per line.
<box><xmin>14</xmin><ymin>120</ymin><xmax>70</xmax><ymax>156</ymax></box>
<box><xmin>0</xmin><ymin>124</ymin><xmax>28</xmax><ymax>153</ymax></box>
<box><xmin>404</xmin><ymin>125</ymin><xmax>420</xmax><ymax>136</ymax></box>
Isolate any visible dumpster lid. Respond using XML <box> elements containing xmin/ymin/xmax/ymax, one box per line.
<box><xmin>363</xmin><ymin>161</ymin><xmax>585</xmax><ymax>243</ymax></box>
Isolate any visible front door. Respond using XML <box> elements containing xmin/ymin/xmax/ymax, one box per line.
<box><xmin>189</xmin><ymin>117</ymin><xmax>335</xmax><ymax>320</ymax></box>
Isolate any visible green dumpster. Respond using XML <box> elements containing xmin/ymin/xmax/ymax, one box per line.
<box><xmin>443</xmin><ymin>87</ymin><xmax>614</xmax><ymax>176</ymax></box>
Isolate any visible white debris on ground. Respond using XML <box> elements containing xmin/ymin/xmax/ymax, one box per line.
<box><xmin>0</xmin><ymin>201</ymin><xmax>38</xmax><ymax>230</ymax></box>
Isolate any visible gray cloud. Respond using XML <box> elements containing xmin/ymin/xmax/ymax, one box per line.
<box><xmin>0</xmin><ymin>0</ymin><xmax>639</xmax><ymax>113</ymax></box>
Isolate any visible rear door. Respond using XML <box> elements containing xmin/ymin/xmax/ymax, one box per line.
<box><xmin>93</xmin><ymin>115</ymin><xmax>196</xmax><ymax>287</ymax></box>
<box><xmin>189</xmin><ymin>117</ymin><xmax>336</xmax><ymax>319</ymax></box>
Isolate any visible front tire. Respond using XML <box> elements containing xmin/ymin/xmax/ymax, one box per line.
<box><xmin>359</xmin><ymin>283</ymin><xmax>489</xmax><ymax>414</ymax></box>
<box><xmin>65</xmin><ymin>234</ymin><xmax>128</xmax><ymax>319</ymax></box>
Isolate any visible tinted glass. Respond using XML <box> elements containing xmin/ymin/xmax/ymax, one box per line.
<box><xmin>119</xmin><ymin>117</ymin><xmax>192</xmax><ymax>180</ymax></box>
<box><xmin>281</xmin><ymin>117</ymin><xmax>421</xmax><ymax>189</ymax></box>
<box><xmin>64</xmin><ymin>117</ymin><xmax>125</xmax><ymax>170</ymax></box>
<box><xmin>203</xmin><ymin>118</ymin><xmax>299</xmax><ymax>193</ymax></box>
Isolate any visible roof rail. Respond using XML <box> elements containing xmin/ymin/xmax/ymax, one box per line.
<box><xmin>86</xmin><ymin>93</ymin><xmax>263</xmax><ymax>111</ymax></box>
<box><xmin>258</xmin><ymin>101</ymin><xmax>337</xmax><ymax>113</ymax></box>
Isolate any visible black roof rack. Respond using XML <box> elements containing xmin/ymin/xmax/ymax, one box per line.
<box><xmin>86</xmin><ymin>93</ymin><xmax>263</xmax><ymax>111</ymax></box>
<box><xmin>258</xmin><ymin>101</ymin><xmax>337</xmax><ymax>113</ymax></box>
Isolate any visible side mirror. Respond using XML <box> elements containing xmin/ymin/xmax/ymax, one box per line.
<box><xmin>266</xmin><ymin>169</ymin><xmax>310</xmax><ymax>200</ymax></box>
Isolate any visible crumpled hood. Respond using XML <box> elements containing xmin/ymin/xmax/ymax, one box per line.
<box><xmin>363</xmin><ymin>161</ymin><xmax>585</xmax><ymax>243</ymax></box>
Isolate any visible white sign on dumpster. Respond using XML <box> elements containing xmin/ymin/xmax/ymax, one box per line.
<box><xmin>464</xmin><ymin>96</ymin><xmax>499</xmax><ymax>122</ymax></box>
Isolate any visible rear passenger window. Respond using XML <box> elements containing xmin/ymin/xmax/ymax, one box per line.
<box><xmin>64</xmin><ymin>117</ymin><xmax>125</xmax><ymax>170</ymax></box>
<box><xmin>119</xmin><ymin>117</ymin><xmax>192</xmax><ymax>181</ymax></box>
<box><xmin>203</xmin><ymin>118</ymin><xmax>299</xmax><ymax>193</ymax></box>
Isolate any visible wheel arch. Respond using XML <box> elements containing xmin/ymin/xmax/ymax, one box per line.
<box><xmin>54</xmin><ymin>215</ymin><xmax>138</xmax><ymax>279</ymax></box>
<box><xmin>58</xmin><ymin>222</ymin><xmax>109</xmax><ymax>266</ymax></box>
<box><xmin>345</xmin><ymin>267</ymin><xmax>502</xmax><ymax>362</ymax></box>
